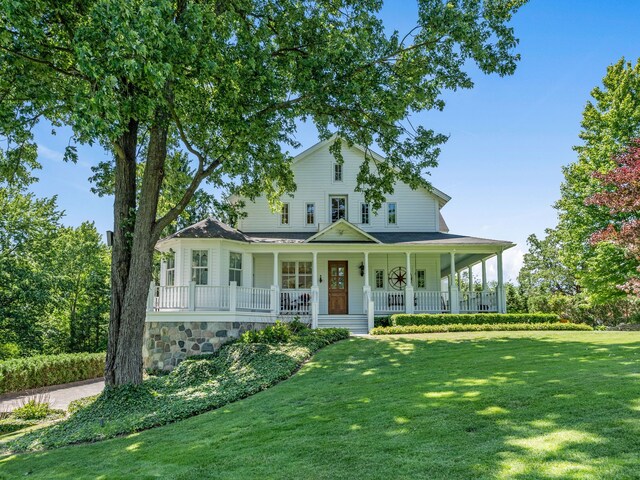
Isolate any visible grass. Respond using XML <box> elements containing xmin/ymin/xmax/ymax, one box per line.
<box><xmin>1</xmin><ymin>331</ymin><xmax>639</xmax><ymax>479</ymax></box>
<box><xmin>372</xmin><ymin>322</ymin><xmax>593</xmax><ymax>335</ymax></box>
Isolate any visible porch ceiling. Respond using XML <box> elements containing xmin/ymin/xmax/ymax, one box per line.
<box><xmin>439</xmin><ymin>252</ymin><xmax>497</xmax><ymax>278</ymax></box>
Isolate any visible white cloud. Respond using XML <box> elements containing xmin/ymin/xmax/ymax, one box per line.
<box><xmin>37</xmin><ymin>144</ymin><xmax>64</xmax><ymax>162</ymax></box>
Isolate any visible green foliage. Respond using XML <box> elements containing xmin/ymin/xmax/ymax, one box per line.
<box><xmin>372</xmin><ymin>322</ymin><xmax>593</xmax><ymax>335</ymax></box>
<box><xmin>374</xmin><ymin>316</ymin><xmax>392</xmax><ymax>328</ymax></box>
<box><xmin>554</xmin><ymin>58</ymin><xmax>640</xmax><ymax>300</ymax></box>
<box><xmin>6</xmin><ymin>328</ymin><xmax>348</xmax><ymax>452</ymax></box>
<box><xmin>239</xmin><ymin>321</ymin><xmax>293</xmax><ymax>344</ymax></box>
<box><xmin>0</xmin><ymin>342</ymin><xmax>20</xmax><ymax>360</ymax></box>
<box><xmin>0</xmin><ymin>352</ymin><xmax>104</xmax><ymax>394</ymax></box>
<box><xmin>12</xmin><ymin>399</ymin><xmax>62</xmax><ymax>420</ymax></box>
<box><xmin>391</xmin><ymin>313</ymin><xmax>560</xmax><ymax>326</ymax></box>
<box><xmin>0</xmin><ymin>417</ymin><xmax>40</xmax><ymax>435</ymax></box>
<box><xmin>505</xmin><ymin>282</ymin><xmax>528</xmax><ymax>313</ymax></box>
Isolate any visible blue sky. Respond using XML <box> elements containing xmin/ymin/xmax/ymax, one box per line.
<box><xmin>28</xmin><ymin>0</ymin><xmax>640</xmax><ymax>281</ymax></box>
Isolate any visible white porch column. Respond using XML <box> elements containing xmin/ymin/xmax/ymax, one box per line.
<box><xmin>147</xmin><ymin>281</ymin><xmax>156</xmax><ymax>312</ymax></box>
<box><xmin>481</xmin><ymin>259</ymin><xmax>488</xmax><ymax>291</ymax></box>
<box><xmin>229</xmin><ymin>281</ymin><xmax>237</xmax><ymax>312</ymax></box>
<box><xmin>362</xmin><ymin>252</ymin><xmax>371</xmax><ymax>314</ymax></box>
<box><xmin>405</xmin><ymin>252</ymin><xmax>414</xmax><ymax>314</ymax></box>
<box><xmin>467</xmin><ymin>266</ymin><xmax>473</xmax><ymax>291</ymax></box>
<box><xmin>497</xmin><ymin>250</ymin><xmax>506</xmax><ymax>313</ymax></box>
<box><xmin>188</xmin><ymin>280</ymin><xmax>196</xmax><ymax>312</ymax></box>
<box><xmin>242</xmin><ymin>252</ymin><xmax>253</xmax><ymax>287</ymax></box>
<box><xmin>271</xmin><ymin>252</ymin><xmax>280</xmax><ymax>315</ymax></box>
<box><xmin>450</xmin><ymin>252</ymin><xmax>459</xmax><ymax>313</ymax></box>
<box><xmin>311</xmin><ymin>251</ymin><xmax>319</xmax><ymax>328</ymax></box>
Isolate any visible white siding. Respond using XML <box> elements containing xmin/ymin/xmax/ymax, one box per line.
<box><xmin>238</xmin><ymin>143</ymin><xmax>440</xmax><ymax>233</ymax></box>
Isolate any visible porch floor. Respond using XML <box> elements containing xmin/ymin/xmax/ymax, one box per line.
<box><xmin>317</xmin><ymin>315</ymin><xmax>368</xmax><ymax>335</ymax></box>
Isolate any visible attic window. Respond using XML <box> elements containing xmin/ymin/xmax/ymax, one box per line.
<box><xmin>333</xmin><ymin>162</ymin><xmax>343</xmax><ymax>182</ymax></box>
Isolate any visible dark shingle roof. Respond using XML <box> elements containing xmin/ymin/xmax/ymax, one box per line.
<box><xmin>158</xmin><ymin>218</ymin><xmax>513</xmax><ymax>247</ymax></box>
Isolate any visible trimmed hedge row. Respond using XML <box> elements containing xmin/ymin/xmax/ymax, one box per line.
<box><xmin>372</xmin><ymin>322</ymin><xmax>593</xmax><ymax>335</ymax></box>
<box><xmin>0</xmin><ymin>352</ymin><xmax>105</xmax><ymax>395</ymax></box>
<box><xmin>391</xmin><ymin>313</ymin><xmax>560</xmax><ymax>326</ymax></box>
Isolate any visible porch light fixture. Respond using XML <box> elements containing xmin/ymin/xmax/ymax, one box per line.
<box><xmin>319</xmin><ymin>275</ymin><xmax>323</xmax><ymax>283</ymax></box>
<box><xmin>359</xmin><ymin>262</ymin><xmax>365</xmax><ymax>276</ymax></box>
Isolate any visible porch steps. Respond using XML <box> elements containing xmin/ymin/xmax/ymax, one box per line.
<box><xmin>317</xmin><ymin>315</ymin><xmax>369</xmax><ymax>335</ymax></box>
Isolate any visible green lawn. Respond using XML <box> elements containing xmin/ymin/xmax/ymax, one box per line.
<box><xmin>1</xmin><ymin>331</ymin><xmax>639</xmax><ymax>479</ymax></box>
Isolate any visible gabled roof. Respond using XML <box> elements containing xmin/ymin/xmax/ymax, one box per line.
<box><xmin>292</xmin><ymin>136</ymin><xmax>451</xmax><ymax>206</ymax></box>
<box><xmin>305</xmin><ymin>219</ymin><xmax>381</xmax><ymax>243</ymax></box>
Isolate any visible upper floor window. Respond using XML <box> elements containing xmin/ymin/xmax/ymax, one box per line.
<box><xmin>166</xmin><ymin>253</ymin><xmax>175</xmax><ymax>286</ymax></box>
<box><xmin>306</xmin><ymin>203</ymin><xmax>315</xmax><ymax>225</ymax></box>
<box><xmin>281</xmin><ymin>261</ymin><xmax>312</xmax><ymax>289</ymax></box>
<box><xmin>280</xmin><ymin>203</ymin><xmax>290</xmax><ymax>225</ymax></box>
<box><xmin>330</xmin><ymin>196</ymin><xmax>347</xmax><ymax>222</ymax></box>
<box><xmin>361</xmin><ymin>203</ymin><xmax>370</xmax><ymax>225</ymax></box>
<box><xmin>191</xmin><ymin>250</ymin><xmax>208</xmax><ymax>285</ymax></box>
<box><xmin>333</xmin><ymin>162</ymin><xmax>343</xmax><ymax>182</ymax></box>
<box><xmin>229</xmin><ymin>252</ymin><xmax>242</xmax><ymax>286</ymax></box>
<box><xmin>387</xmin><ymin>202</ymin><xmax>397</xmax><ymax>225</ymax></box>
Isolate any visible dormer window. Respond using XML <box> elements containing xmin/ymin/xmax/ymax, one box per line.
<box><xmin>281</xmin><ymin>203</ymin><xmax>290</xmax><ymax>225</ymax></box>
<box><xmin>387</xmin><ymin>202</ymin><xmax>397</xmax><ymax>225</ymax></box>
<box><xmin>333</xmin><ymin>163</ymin><xmax>343</xmax><ymax>182</ymax></box>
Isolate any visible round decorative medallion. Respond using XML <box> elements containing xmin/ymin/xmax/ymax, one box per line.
<box><xmin>388</xmin><ymin>267</ymin><xmax>408</xmax><ymax>290</ymax></box>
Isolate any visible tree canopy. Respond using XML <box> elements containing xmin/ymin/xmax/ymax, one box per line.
<box><xmin>0</xmin><ymin>0</ymin><xmax>527</xmax><ymax>384</ymax></box>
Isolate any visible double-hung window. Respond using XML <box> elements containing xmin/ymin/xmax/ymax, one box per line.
<box><xmin>387</xmin><ymin>202</ymin><xmax>397</xmax><ymax>225</ymax></box>
<box><xmin>191</xmin><ymin>250</ymin><xmax>208</xmax><ymax>285</ymax></box>
<box><xmin>374</xmin><ymin>270</ymin><xmax>385</xmax><ymax>289</ymax></box>
<box><xmin>166</xmin><ymin>253</ymin><xmax>175</xmax><ymax>286</ymax></box>
<box><xmin>229</xmin><ymin>252</ymin><xmax>242</xmax><ymax>286</ymax></box>
<box><xmin>281</xmin><ymin>261</ymin><xmax>313</xmax><ymax>289</ymax></box>
<box><xmin>281</xmin><ymin>203</ymin><xmax>290</xmax><ymax>225</ymax></box>
<box><xmin>306</xmin><ymin>203</ymin><xmax>315</xmax><ymax>225</ymax></box>
<box><xmin>330</xmin><ymin>196</ymin><xmax>347</xmax><ymax>222</ymax></box>
<box><xmin>361</xmin><ymin>203</ymin><xmax>370</xmax><ymax>225</ymax></box>
<box><xmin>333</xmin><ymin>163</ymin><xmax>343</xmax><ymax>182</ymax></box>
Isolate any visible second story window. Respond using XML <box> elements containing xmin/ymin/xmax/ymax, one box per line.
<box><xmin>166</xmin><ymin>253</ymin><xmax>175</xmax><ymax>286</ymax></box>
<box><xmin>191</xmin><ymin>250</ymin><xmax>208</xmax><ymax>285</ymax></box>
<box><xmin>306</xmin><ymin>203</ymin><xmax>315</xmax><ymax>225</ymax></box>
<box><xmin>330</xmin><ymin>196</ymin><xmax>347</xmax><ymax>222</ymax></box>
<box><xmin>387</xmin><ymin>202</ymin><xmax>397</xmax><ymax>225</ymax></box>
<box><xmin>229</xmin><ymin>252</ymin><xmax>242</xmax><ymax>286</ymax></box>
<box><xmin>361</xmin><ymin>203</ymin><xmax>370</xmax><ymax>224</ymax></box>
<box><xmin>333</xmin><ymin>162</ymin><xmax>343</xmax><ymax>182</ymax></box>
<box><xmin>281</xmin><ymin>203</ymin><xmax>289</xmax><ymax>225</ymax></box>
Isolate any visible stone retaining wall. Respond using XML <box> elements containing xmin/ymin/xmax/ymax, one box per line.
<box><xmin>143</xmin><ymin>321</ymin><xmax>272</xmax><ymax>371</ymax></box>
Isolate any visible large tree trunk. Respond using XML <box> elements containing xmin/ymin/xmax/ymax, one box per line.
<box><xmin>106</xmin><ymin>118</ymin><xmax>168</xmax><ymax>386</ymax></box>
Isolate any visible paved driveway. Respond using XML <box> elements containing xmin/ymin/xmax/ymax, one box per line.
<box><xmin>0</xmin><ymin>378</ymin><xmax>104</xmax><ymax>412</ymax></box>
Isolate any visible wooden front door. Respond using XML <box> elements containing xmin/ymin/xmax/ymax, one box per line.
<box><xmin>328</xmin><ymin>261</ymin><xmax>348</xmax><ymax>314</ymax></box>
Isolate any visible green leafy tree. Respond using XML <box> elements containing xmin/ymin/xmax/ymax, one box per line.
<box><xmin>555</xmin><ymin>58</ymin><xmax>640</xmax><ymax>300</ymax></box>
<box><xmin>1</xmin><ymin>0</ymin><xmax>526</xmax><ymax>385</ymax></box>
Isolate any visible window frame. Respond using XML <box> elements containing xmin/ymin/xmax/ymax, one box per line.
<box><xmin>374</xmin><ymin>269</ymin><xmax>385</xmax><ymax>289</ymax></box>
<box><xmin>360</xmin><ymin>202</ymin><xmax>370</xmax><ymax>225</ymax></box>
<box><xmin>416</xmin><ymin>269</ymin><xmax>426</xmax><ymax>289</ymax></box>
<box><xmin>280</xmin><ymin>202</ymin><xmax>290</xmax><ymax>225</ymax></box>
<box><xmin>305</xmin><ymin>202</ymin><xmax>315</xmax><ymax>226</ymax></box>
<box><xmin>166</xmin><ymin>253</ymin><xmax>175</xmax><ymax>286</ymax></box>
<box><xmin>281</xmin><ymin>261</ymin><xmax>313</xmax><ymax>289</ymax></box>
<box><xmin>191</xmin><ymin>249</ymin><xmax>209</xmax><ymax>285</ymax></box>
<box><xmin>330</xmin><ymin>195</ymin><xmax>348</xmax><ymax>223</ymax></box>
<box><xmin>333</xmin><ymin>162</ymin><xmax>343</xmax><ymax>182</ymax></box>
<box><xmin>229</xmin><ymin>252</ymin><xmax>243</xmax><ymax>286</ymax></box>
<box><xmin>387</xmin><ymin>202</ymin><xmax>397</xmax><ymax>225</ymax></box>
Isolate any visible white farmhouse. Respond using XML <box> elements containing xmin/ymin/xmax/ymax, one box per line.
<box><xmin>144</xmin><ymin>138</ymin><xmax>513</xmax><ymax>369</ymax></box>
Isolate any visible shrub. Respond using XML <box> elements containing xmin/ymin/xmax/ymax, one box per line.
<box><xmin>390</xmin><ymin>313</ymin><xmax>560</xmax><ymax>327</ymax></box>
<box><xmin>374</xmin><ymin>316</ymin><xmax>391</xmax><ymax>328</ymax></box>
<box><xmin>0</xmin><ymin>418</ymin><xmax>40</xmax><ymax>435</ymax></box>
<box><xmin>0</xmin><ymin>352</ymin><xmax>104</xmax><ymax>394</ymax></box>
<box><xmin>12</xmin><ymin>398</ymin><xmax>62</xmax><ymax>420</ymax></box>
<box><xmin>372</xmin><ymin>322</ymin><xmax>593</xmax><ymax>335</ymax></box>
<box><xmin>239</xmin><ymin>321</ymin><xmax>292</xmax><ymax>344</ymax></box>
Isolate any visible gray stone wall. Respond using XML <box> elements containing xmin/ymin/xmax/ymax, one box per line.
<box><xmin>143</xmin><ymin>321</ymin><xmax>271</xmax><ymax>371</ymax></box>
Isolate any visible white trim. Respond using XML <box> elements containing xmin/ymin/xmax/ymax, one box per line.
<box><xmin>332</xmin><ymin>162</ymin><xmax>344</xmax><ymax>183</ymax></box>
<box><xmin>360</xmin><ymin>202</ymin><xmax>370</xmax><ymax>225</ymax></box>
<box><xmin>386</xmin><ymin>202</ymin><xmax>398</xmax><ymax>226</ymax></box>
<box><xmin>280</xmin><ymin>202</ymin><xmax>290</xmax><ymax>225</ymax></box>
<box><xmin>305</xmin><ymin>218</ymin><xmax>381</xmax><ymax>244</ymax></box>
<box><xmin>305</xmin><ymin>202</ymin><xmax>315</xmax><ymax>226</ymax></box>
<box><xmin>328</xmin><ymin>194</ymin><xmax>348</xmax><ymax>223</ymax></box>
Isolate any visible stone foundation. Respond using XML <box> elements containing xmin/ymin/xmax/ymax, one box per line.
<box><xmin>143</xmin><ymin>321</ymin><xmax>272</xmax><ymax>371</ymax></box>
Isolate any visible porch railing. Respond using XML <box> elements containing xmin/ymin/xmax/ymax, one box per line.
<box><xmin>280</xmin><ymin>289</ymin><xmax>312</xmax><ymax>316</ymax></box>
<box><xmin>372</xmin><ymin>290</ymin><xmax>406</xmax><ymax>313</ymax></box>
<box><xmin>152</xmin><ymin>283</ymin><xmax>271</xmax><ymax>313</ymax></box>
<box><xmin>237</xmin><ymin>286</ymin><xmax>271</xmax><ymax>312</ymax></box>
<box><xmin>415</xmin><ymin>291</ymin><xmax>450</xmax><ymax>313</ymax></box>
<box><xmin>459</xmin><ymin>291</ymin><xmax>498</xmax><ymax>313</ymax></box>
<box><xmin>154</xmin><ymin>285</ymin><xmax>189</xmax><ymax>311</ymax></box>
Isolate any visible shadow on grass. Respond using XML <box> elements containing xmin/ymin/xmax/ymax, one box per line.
<box><xmin>1</xmin><ymin>332</ymin><xmax>639</xmax><ymax>479</ymax></box>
